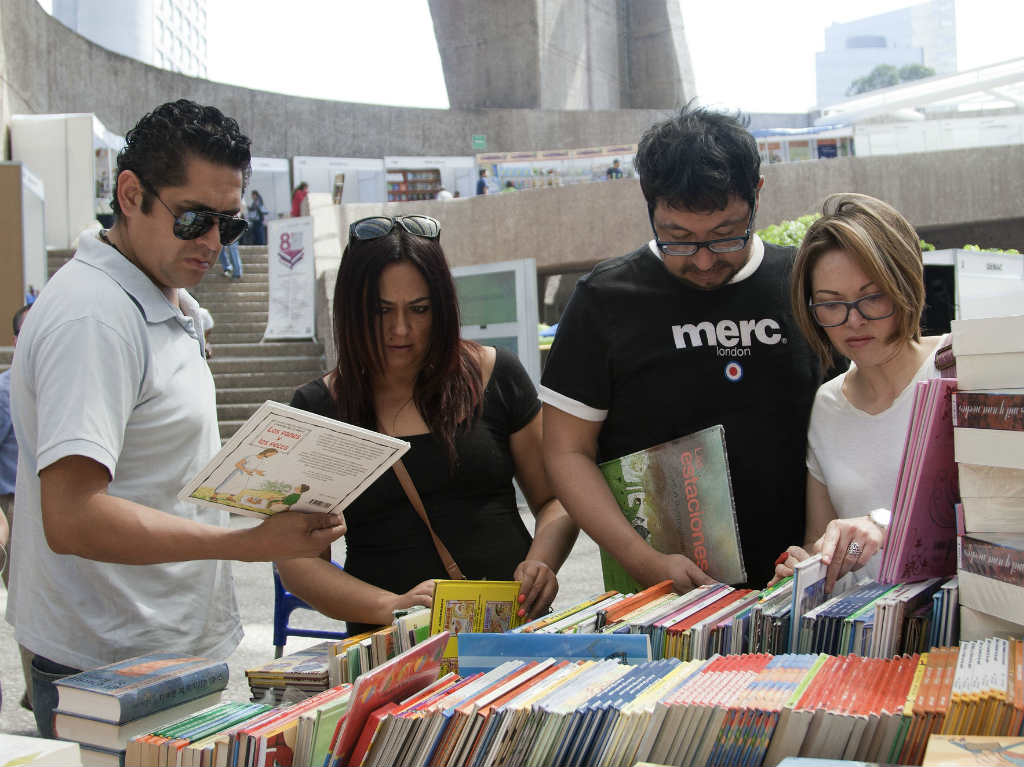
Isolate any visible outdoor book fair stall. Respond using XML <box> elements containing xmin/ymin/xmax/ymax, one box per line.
<box><xmin>249</xmin><ymin>157</ymin><xmax>292</xmax><ymax>223</ymax></box>
<box><xmin>476</xmin><ymin>143</ymin><xmax>638</xmax><ymax>192</ymax></box>
<box><xmin>10</xmin><ymin>112</ymin><xmax>125</xmax><ymax>248</ymax></box>
<box><xmin>20</xmin><ymin>293</ymin><xmax>1024</xmax><ymax>766</ymax></box>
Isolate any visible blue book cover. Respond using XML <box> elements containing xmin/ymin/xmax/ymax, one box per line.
<box><xmin>570</xmin><ymin>660</ymin><xmax>677</xmax><ymax>766</ymax></box>
<box><xmin>53</xmin><ymin>653</ymin><xmax>229</xmax><ymax>724</ymax></box>
<box><xmin>456</xmin><ymin>632</ymin><xmax>651</xmax><ymax>676</ymax></box>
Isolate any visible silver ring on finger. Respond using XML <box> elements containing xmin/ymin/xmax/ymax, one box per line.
<box><xmin>846</xmin><ymin>540</ymin><xmax>863</xmax><ymax>559</ymax></box>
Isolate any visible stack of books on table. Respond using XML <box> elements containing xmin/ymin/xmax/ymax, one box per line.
<box><xmin>114</xmin><ymin>629</ymin><xmax>1024</xmax><ymax>767</ymax></box>
<box><xmin>51</xmin><ymin>653</ymin><xmax>229</xmax><ymax>767</ymax></box>
<box><xmin>244</xmin><ymin>642</ymin><xmax>333</xmax><ymax>705</ymax></box>
<box><xmin>505</xmin><ymin>573</ymin><xmax>959</xmax><ymax>662</ymax></box>
<box><xmin>323</xmin><ymin>580</ymin><xmax>520</xmax><ymax>688</ymax></box>
<box><xmin>951</xmin><ymin>314</ymin><xmax>1024</xmax><ymax>641</ymax></box>
<box><xmin>123</xmin><ymin>633</ymin><xmax>449</xmax><ymax>767</ymax></box>
<box><xmin>342</xmin><ymin>635</ymin><xmax>1024</xmax><ymax>767</ymax></box>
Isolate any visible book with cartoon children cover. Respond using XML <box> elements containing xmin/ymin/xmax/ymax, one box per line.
<box><xmin>429</xmin><ymin>580</ymin><xmax>523</xmax><ymax>675</ymax></box>
<box><xmin>178</xmin><ymin>400</ymin><xmax>410</xmax><ymax>519</ymax></box>
<box><xmin>598</xmin><ymin>424</ymin><xmax>746</xmax><ymax>593</ymax></box>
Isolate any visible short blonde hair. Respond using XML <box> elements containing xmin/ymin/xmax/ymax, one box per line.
<box><xmin>791</xmin><ymin>193</ymin><xmax>925</xmax><ymax>369</ymax></box>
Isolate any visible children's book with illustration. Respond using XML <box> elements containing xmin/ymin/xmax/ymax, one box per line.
<box><xmin>178</xmin><ymin>400</ymin><xmax>409</xmax><ymax>519</ymax></box>
<box><xmin>598</xmin><ymin>424</ymin><xmax>746</xmax><ymax>593</ymax></box>
<box><xmin>430</xmin><ymin>579</ymin><xmax>523</xmax><ymax>674</ymax></box>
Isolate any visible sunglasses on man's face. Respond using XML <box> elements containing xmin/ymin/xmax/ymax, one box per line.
<box><xmin>349</xmin><ymin>215</ymin><xmax>441</xmax><ymax>242</ymax></box>
<box><xmin>139</xmin><ymin>176</ymin><xmax>249</xmax><ymax>246</ymax></box>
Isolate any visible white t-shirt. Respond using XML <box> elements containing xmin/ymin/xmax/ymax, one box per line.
<box><xmin>5</xmin><ymin>233</ymin><xmax>241</xmax><ymax>670</ymax></box>
<box><xmin>806</xmin><ymin>346</ymin><xmax>941</xmax><ymax>581</ymax></box>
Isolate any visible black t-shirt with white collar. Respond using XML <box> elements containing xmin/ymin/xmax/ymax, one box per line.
<box><xmin>540</xmin><ymin>238</ymin><xmax>820</xmax><ymax>586</ymax></box>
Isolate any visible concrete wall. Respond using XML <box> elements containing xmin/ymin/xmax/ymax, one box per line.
<box><xmin>0</xmin><ymin>0</ymin><xmax>675</xmax><ymax>161</ymax></box>
<box><xmin>314</xmin><ymin>143</ymin><xmax>1023</xmax><ymax>276</ymax></box>
<box><xmin>429</xmin><ymin>0</ymin><xmax>694</xmax><ymax>111</ymax></box>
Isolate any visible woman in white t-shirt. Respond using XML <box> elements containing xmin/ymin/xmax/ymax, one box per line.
<box><xmin>773</xmin><ymin>193</ymin><xmax>944</xmax><ymax>592</ymax></box>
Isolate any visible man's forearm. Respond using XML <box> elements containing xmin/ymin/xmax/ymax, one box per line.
<box><xmin>547</xmin><ymin>451</ymin><xmax>665</xmax><ymax>586</ymax></box>
<box><xmin>43</xmin><ymin>488</ymin><xmax>251</xmax><ymax>564</ymax></box>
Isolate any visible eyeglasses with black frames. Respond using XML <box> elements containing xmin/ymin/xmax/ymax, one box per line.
<box><xmin>650</xmin><ymin>202</ymin><xmax>756</xmax><ymax>257</ymax></box>
<box><xmin>137</xmin><ymin>176</ymin><xmax>248</xmax><ymax>246</ymax></box>
<box><xmin>809</xmin><ymin>293</ymin><xmax>896</xmax><ymax>327</ymax></box>
<box><xmin>349</xmin><ymin>215</ymin><xmax>441</xmax><ymax>243</ymax></box>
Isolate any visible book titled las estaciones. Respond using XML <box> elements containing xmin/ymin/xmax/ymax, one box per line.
<box><xmin>598</xmin><ymin>424</ymin><xmax>746</xmax><ymax>592</ymax></box>
<box><xmin>53</xmin><ymin>652</ymin><xmax>229</xmax><ymax>724</ymax></box>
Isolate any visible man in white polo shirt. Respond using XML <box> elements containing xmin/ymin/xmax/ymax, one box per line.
<box><xmin>5</xmin><ymin>100</ymin><xmax>346</xmax><ymax>737</ymax></box>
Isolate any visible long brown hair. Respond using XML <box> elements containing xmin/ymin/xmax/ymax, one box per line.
<box><xmin>331</xmin><ymin>227</ymin><xmax>482</xmax><ymax>468</ymax></box>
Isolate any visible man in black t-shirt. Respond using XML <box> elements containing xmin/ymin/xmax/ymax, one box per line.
<box><xmin>540</xmin><ymin>106</ymin><xmax>820</xmax><ymax>589</ymax></box>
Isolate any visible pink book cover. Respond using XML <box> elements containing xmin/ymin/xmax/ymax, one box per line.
<box><xmin>881</xmin><ymin>378</ymin><xmax>960</xmax><ymax>583</ymax></box>
<box><xmin>888</xmin><ymin>381</ymin><xmax>939</xmax><ymax>565</ymax></box>
<box><xmin>889</xmin><ymin>382</ymin><xmax>929</xmax><ymax>538</ymax></box>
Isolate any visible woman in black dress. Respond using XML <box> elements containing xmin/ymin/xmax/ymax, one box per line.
<box><xmin>276</xmin><ymin>215</ymin><xmax>577</xmax><ymax>635</ymax></box>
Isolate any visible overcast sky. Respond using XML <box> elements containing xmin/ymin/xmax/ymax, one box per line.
<box><xmin>37</xmin><ymin>0</ymin><xmax>1024</xmax><ymax>114</ymax></box>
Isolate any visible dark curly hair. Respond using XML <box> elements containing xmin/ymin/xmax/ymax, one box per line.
<box><xmin>634</xmin><ymin>103</ymin><xmax>760</xmax><ymax>214</ymax></box>
<box><xmin>111</xmin><ymin>99</ymin><xmax>251</xmax><ymax>218</ymax></box>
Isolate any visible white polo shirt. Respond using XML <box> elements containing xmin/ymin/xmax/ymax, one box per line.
<box><xmin>5</xmin><ymin>232</ymin><xmax>242</xmax><ymax>670</ymax></box>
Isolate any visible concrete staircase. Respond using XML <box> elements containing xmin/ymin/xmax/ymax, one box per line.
<box><xmin>189</xmin><ymin>246</ymin><xmax>325</xmax><ymax>440</ymax></box>
<box><xmin>45</xmin><ymin>245</ymin><xmax>326</xmax><ymax>441</ymax></box>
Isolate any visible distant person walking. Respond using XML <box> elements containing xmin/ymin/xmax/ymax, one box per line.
<box><xmin>291</xmin><ymin>182</ymin><xmax>309</xmax><ymax>217</ymax></box>
<box><xmin>606</xmin><ymin>159</ymin><xmax>623</xmax><ymax>179</ymax></box>
<box><xmin>476</xmin><ymin>169</ymin><xmax>489</xmax><ymax>196</ymax></box>
<box><xmin>219</xmin><ymin>240</ymin><xmax>242</xmax><ymax>279</ymax></box>
<box><xmin>246</xmin><ymin>189</ymin><xmax>268</xmax><ymax>245</ymax></box>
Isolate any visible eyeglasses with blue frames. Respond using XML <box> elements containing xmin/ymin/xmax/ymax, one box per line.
<box><xmin>809</xmin><ymin>293</ymin><xmax>896</xmax><ymax>327</ymax></box>
<box><xmin>349</xmin><ymin>215</ymin><xmax>441</xmax><ymax>243</ymax></box>
<box><xmin>137</xmin><ymin>176</ymin><xmax>249</xmax><ymax>246</ymax></box>
<box><xmin>650</xmin><ymin>202</ymin><xmax>757</xmax><ymax>257</ymax></box>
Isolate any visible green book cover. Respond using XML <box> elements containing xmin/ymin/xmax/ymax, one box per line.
<box><xmin>598</xmin><ymin>424</ymin><xmax>746</xmax><ymax>592</ymax></box>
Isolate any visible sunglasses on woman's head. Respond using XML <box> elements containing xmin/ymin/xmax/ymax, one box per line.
<box><xmin>349</xmin><ymin>215</ymin><xmax>441</xmax><ymax>242</ymax></box>
<box><xmin>138</xmin><ymin>176</ymin><xmax>249</xmax><ymax>246</ymax></box>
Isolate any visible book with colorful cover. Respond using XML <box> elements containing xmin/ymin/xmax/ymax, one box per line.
<box><xmin>598</xmin><ymin>424</ymin><xmax>746</xmax><ymax>593</ymax></box>
<box><xmin>178</xmin><ymin>400</ymin><xmax>410</xmax><ymax>519</ymax></box>
<box><xmin>53</xmin><ymin>652</ymin><xmax>229</xmax><ymax>724</ymax></box>
<box><xmin>429</xmin><ymin>579</ymin><xmax>522</xmax><ymax>674</ymax></box>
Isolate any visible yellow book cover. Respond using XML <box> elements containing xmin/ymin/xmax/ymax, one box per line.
<box><xmin>429</xmin><ymin>579</ymin><xmax>522</xmax><ymax>674</ymax></box>
<box><xmin>905</xmin><ymin>652</ymin><xmax>930</xmax><ymax>717</ymax></box>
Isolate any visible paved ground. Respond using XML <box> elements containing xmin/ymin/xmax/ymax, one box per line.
<box><xmin>0</xmin><ymin>512</ymin><xmax>604</xmax><ymax>736</ymax></box>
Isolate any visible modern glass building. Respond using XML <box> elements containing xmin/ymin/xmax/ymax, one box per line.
<box><xmin>52</xmin><ymin>0</ymin><xmax>208</xmax><ymax>78</ymax></box>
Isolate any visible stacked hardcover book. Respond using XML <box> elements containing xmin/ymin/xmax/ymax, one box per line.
<box><xmin>245</xmin><ymin>642</ymin><xmax>335</xmax><ymax>705</ymax></box>
<box><xmin>51</xmin><ymin>653</ymin><xmax>229</xmax><ymax>767</ymax></box>
<box><xmin>950</xmin><ymin>314</ymin><xmax>1024</xmax><ymax>641</ymax></box>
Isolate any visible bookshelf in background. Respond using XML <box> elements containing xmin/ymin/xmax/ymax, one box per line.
<box><xmin>386</xmin><ymin>168</ymin><xmax>441</xmax><ymax>202</ymax></box>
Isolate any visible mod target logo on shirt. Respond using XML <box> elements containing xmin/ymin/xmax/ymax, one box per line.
<box><xmin>724</xmin><ymin>361</ymin><xmax>744</xmax><ymax>382</ymax></box>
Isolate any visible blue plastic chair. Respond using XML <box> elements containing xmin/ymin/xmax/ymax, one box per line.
<box><xmin>272</xmin><ymin>561</ymin><xmax>348</xmax><ymax>657</ymax></box>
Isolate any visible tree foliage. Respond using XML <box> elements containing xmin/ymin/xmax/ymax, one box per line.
<box><xmin>847</xmin><ymin>63</ymin><xmax>936</xmax><ymax>96</ymax></box>
<box><xmin>758</xmin><ymin>214</ymin><xmax>937</xmax><ymax>252</ymax></box>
